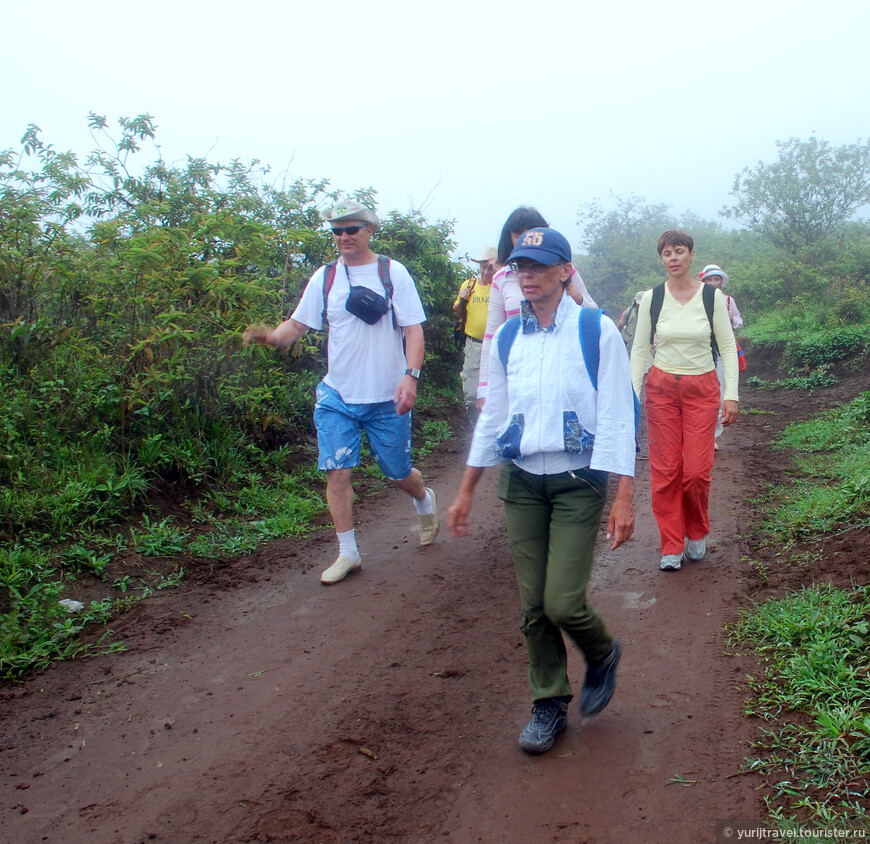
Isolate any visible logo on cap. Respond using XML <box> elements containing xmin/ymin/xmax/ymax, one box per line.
<box><xmin>521</xmin><ymin>231</ymin><xmax>544</xmax><ymax>246</ymax></box>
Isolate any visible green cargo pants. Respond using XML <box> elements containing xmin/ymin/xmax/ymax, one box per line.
<box><xmin>498</xmin><ymin>462</ymin><xmax>614</xmax><ymax>702</ymax></box>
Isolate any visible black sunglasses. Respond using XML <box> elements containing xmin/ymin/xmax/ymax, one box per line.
<box><xmin>331</xmin><ymin>225</ymin><xmax>368</xmax><ymax>236</ymax></box>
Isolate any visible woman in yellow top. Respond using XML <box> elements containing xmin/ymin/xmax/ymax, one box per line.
<box><xmin>629</xmin><ymin>231</ymin><xmax>739</xmax><ymax>571</ymax></box>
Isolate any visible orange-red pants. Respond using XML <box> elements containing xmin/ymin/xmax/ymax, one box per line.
<box><xmin>644</xmin><ymin>367</ymin><xmax>720</xmax><ymax>556</ymax></box>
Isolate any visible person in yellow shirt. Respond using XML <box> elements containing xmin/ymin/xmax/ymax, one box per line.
<box><xmin>453</xmin><ymin>247</ymin><xmax>496</xmax><ymax>422</ymax></box>
<box><xmin>629</xmin><ymin>231</ymin><xmax>739</xmax><ymax>572</ymax></box>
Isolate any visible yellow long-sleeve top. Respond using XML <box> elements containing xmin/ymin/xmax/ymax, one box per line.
<box><xmin>630</xmin><ymin>283</ymin><xmax>739</xmax><ymax>402</ymax></box>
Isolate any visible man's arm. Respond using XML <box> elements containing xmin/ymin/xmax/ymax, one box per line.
<box><xmin>244</xmin><ymin>317</ymin><xmax>309</xmax><ymax>349</ymax></box>
<box><xmin>394</xmin><ymin>323</ymin><xmax>424</xmax><ymax>416</ymax></box>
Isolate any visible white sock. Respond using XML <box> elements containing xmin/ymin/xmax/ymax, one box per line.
<box><xmin>413</xmin><ymin>489</ymin><xmax>434</xmax><ymax>515</ymax></box>
<box><xmin>337</xmin><ymin>529</ymin><xmax>359</xmax><ymax>561</ymax></box>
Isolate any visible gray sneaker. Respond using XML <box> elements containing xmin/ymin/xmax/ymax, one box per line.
<box><xmin>685</xmin><ymin>538</ymin><xmax>707</xmax><ymax>561</ymax></box>
<box><xmin>518</xmin><ymin>699</ymin><xmax>568</xmax><ymax>754</ymax></box>
<box><xmin>580</xmin><ymin>640</ymin><xmax>621</xmax><ymax>716</ymax></box>
<box><xmin>660</xmin><ymin>553</ymin><xmax>683</xmax><ymax>571</ymax></box>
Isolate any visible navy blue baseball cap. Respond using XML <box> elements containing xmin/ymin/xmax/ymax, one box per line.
<box><xmin>508</xmin><ymin>227</ymin><xmax>572</xmax><ymax>266</ymax></box>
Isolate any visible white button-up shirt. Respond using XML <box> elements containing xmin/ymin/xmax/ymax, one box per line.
<box><xmin>467</xmin><ymin>294</ymin><xmax>636</xmax><ymax>478</ymax></box>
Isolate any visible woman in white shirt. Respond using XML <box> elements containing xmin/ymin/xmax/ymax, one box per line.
<box><xmin>448</xmin><ymin>228</ymin><xmax>635</xmax><ymax>756</ymax></box>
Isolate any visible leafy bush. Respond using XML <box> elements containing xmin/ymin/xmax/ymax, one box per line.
<box><xmin>0</xmin><ymin>116</ymin><xmax>466</xmax><ymax>675</ymax></box>
<box><xmin>785</xmin><ymin>328</ymin><xmax>867</xmax><ymax>368</ymax></box>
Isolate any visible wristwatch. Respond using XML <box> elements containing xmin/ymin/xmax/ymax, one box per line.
<box><xmin>404</xmin><ymin>368</ymin><xmax>421</xmax><ymax>379</ymax></box>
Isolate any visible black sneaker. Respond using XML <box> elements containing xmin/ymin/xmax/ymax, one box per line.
<box><xmin>518</xmin><ymin>698</ymin><xmax>568</xmax><ymax>754</ymax></box>
<box><xmin>579</xmin><ymin>639</ymin><xmax>622</xmax><ymax>716</ymax></box>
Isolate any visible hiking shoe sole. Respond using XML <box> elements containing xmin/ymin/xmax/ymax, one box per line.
<box><xmin>685</xmin><ymin>538</ymin><xmax>707</xmax><ymax>561</ymax></box>
<box><xmin>580</xmin><ymin>640</ymin><xmax>621</xmax><ymax>716</ymax></box>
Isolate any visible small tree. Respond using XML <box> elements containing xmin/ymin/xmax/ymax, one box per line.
<box><xmin>723</xmin><ymin>136</ymin><xmax>870</xmax><ymax>253</ymax></box>
<box><xmin>576</xmin><ymin>194</ymin><xmax>677</xmax><ymax>310</ymax></box>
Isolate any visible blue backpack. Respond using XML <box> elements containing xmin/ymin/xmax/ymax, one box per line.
<box><xmin>497</xmin><ymin>308</ymin><xmax>640</xmax><ymax>446</ymax></box>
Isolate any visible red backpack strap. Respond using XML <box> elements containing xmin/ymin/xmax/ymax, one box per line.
<box><xmin>320</xmin><ymin>260</ymin><xmax>338</xmax><ymax>328</ymax></box>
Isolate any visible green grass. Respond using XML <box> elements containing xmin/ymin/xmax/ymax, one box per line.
<box><xmin>745</xmin><ymin>370</ymin><xmax>839</xmax><ymax>392</ymax></box>
<box><xmin>760</xmin><ymin>393</ymin><xmax>870</xmax><ymax>545</ymax></box>
<box><xmin>0</xmin><ymin>544</ymin><xmax>127</xmax><ymax>678</ymax></box>
<box><xmin>0</xmin><ymin>381</ymin><xmax>461</xmax><ymax>677</ymax></box>
<box><xmin>734</xmin><ymin>584</ymin><xmax>870</xmax><ymax>823</ymax></box>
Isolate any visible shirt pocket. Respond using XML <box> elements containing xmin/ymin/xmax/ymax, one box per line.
<box><xmin>495</xmin><ymin>413</ymin><xmax>524</xmax><ymax>459</ymax></box>
<box><xmin>563</xmin><ymin>410</ymin><xmax>595</xmax><ymax>454</ymax></box>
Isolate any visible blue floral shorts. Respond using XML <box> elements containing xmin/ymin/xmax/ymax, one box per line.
<box><xmin>313</xmin><ymin>381</ymin><xmax>412</xmax><ymax>481</ymax></box>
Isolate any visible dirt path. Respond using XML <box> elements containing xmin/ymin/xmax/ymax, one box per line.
<box><xmin>3</xmin><ymin>365</ymin><xmax>859</xmax><ymax>844</ymax></box>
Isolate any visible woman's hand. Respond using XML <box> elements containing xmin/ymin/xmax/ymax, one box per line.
<box><xmin>721</xmin><ymin>400</ymin><xmax>739</xmax><ymax>427</ymax></box>
<box><xmin>447</xmin><ymin>492</ymin><xmax>472</xmax><ymax>537</ymax></box>
<box><xmin>606</xmin><ymin>476</ymin><xmax>635</xmax><ymax>550</ymax></box>
<box><xmin>447</xmin><ymin>467</ymin><xmax>485</xmax><ymax>537</ymax></box>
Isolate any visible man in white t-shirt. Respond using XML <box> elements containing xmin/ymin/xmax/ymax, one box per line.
<box><xmin>245</xmin><ymin>201</ymin><xmax>439</xmax><ymax>584</ymax></box>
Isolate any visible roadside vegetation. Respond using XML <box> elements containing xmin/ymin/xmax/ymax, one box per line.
<box><xmin>0</xmin><ymin>115</ymin><xmax>463</xmax><ymax>678</ymax></box>
<box><xmin>733</xmin><ymin>388</ymin><xmax>870</xmax><ymax>827</ymax></box>
<box><xmin>733</xmin><ymin>387</ymin><xmax>869</xmax><ymax>831</ymax></box>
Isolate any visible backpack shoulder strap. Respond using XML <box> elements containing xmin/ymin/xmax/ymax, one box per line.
<box><xmin>376</xmin><ymin>255</ymin><xmax>392</xmax><ymax>297</ymax></box>
<box><xmin>321</xmin><ymin>260</ymin><xmax>339</xmax><ymax>328</ymax></box>
<box><xmin>376</xmin><ymin>254</ymin><xmax>399</xmax><ymax>330</ymax></box>
<box><xmin>578</xmin><ymin>308</ymin><xmax>602</xmax><ymax>390</ymax></box>
<box><xmin>497</xmin><ymin>316</ymin><xmax>522</xmax><ymax>369</ymax></box>
<box><xmin>649</xmin><ymin>283</ymin><xmax>665</xmax><ymax>344</ymax></box>
<box><xmin>702</xmin><ymin>283</ymin><xmax>719</xmax><ymax>360</ymax></box>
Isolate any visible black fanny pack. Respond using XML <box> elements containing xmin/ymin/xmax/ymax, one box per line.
<box><xmin>346</xmin><ymin>285</ymin><xmax>390</xmax><ymax>325</ymax></box>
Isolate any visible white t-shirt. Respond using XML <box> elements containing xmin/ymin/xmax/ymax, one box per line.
<box><xmin>292</xmin><ymin>258</ymin><xmax>426</xmax><ymax>404</ymax></box>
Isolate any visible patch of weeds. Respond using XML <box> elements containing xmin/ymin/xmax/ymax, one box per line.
<box><xmin>760</xmin><ymin>395</ymin><xmax>870</xmax><ymax>545</ymax></box>
<box><xmin>746</xmin><ymin>557</ymin><xmax>770</xmax><ymax>586</ymax></box>
<box><xmin>743</xmin><ymin>407</ymin><xmax>778</xmax><ymax>415</ymax></box>
<box><xmin>187</xmin><ymin>472</ymin><xmax>323</xmax><ymax>559</ymax></box>
<box><xmin>132</xmin><ymin>515</ymin><xmax>188</xmax><ymax>556</ymax></box>
<box><xmin>415</xmin><ymin>419</ymin><xmax>452</xmax><ymax>460</ymax></box>
<box><xmin>734</xmin><ymin>583</ymin><xmax>870</xmax><ymax>824</ymax></box>
<box><xmin>60</xmin><ymin>543</ymin><xmax>113</xmax><ymax>575</ymax></box>
<box><xmin>785</xmin><ymin>328</ymin><xmax>867</xmax><ymax>369</ymax></box>
<box><xmin>745</xmin><ymin>370</ymin><xmax>839</xmax><ymax>393</ymax></box>
<box><xmin>0</xmin><ymin>544</ymin><xmax>126</xmax><ymax>679</ymax></box>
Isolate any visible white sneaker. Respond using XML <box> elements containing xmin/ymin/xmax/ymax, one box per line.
<box><xmin>320</xmin><ymin>554</ymin><xmax>361</xmax><ymax>584</ymax></box>
<box><xmin>685</xmin><ymin>538</ymin><xmax>707</xmax><ymax>561</ymax></box>
<box><xmin>418</xmin><ymin>488</ymin><xmax>439</xmax><ymax>546</ymax></box>
<box><xmin>660</xmin><ymin>554</ymin><xmax>683</xmax><ymax>571</ymax></box>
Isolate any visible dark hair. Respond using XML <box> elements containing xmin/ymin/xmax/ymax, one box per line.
<box><xmin>497</xmin><ymin>206</ymin><xmax>548</xmax><ymax>264</ymax></box>
<box><xmin>657</xmin><ymin>230</ymin><xmax>694</xmax><ymax>255</ymax></box>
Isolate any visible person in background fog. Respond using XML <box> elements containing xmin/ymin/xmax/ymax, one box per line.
<box><xmin>454</xmin><ymin>247</ymin><xmax>496</xmax><ymax>423</ymax></box>
<box><xmin>699</xmin><ymin>264</ymin><xmax>744</xmax><ymax>445</ymax></box>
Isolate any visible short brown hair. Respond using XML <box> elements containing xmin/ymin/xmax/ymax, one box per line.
<box><xmin>657</xmin><ymin>230</ymin><xmax>694</xmax><ymax>255</ymax></box>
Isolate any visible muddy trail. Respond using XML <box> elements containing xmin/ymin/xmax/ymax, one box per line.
<box><xmin>2</xmin><ymin>356</ymin><xmax>868</xmax><ymax>844</ymax></box>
